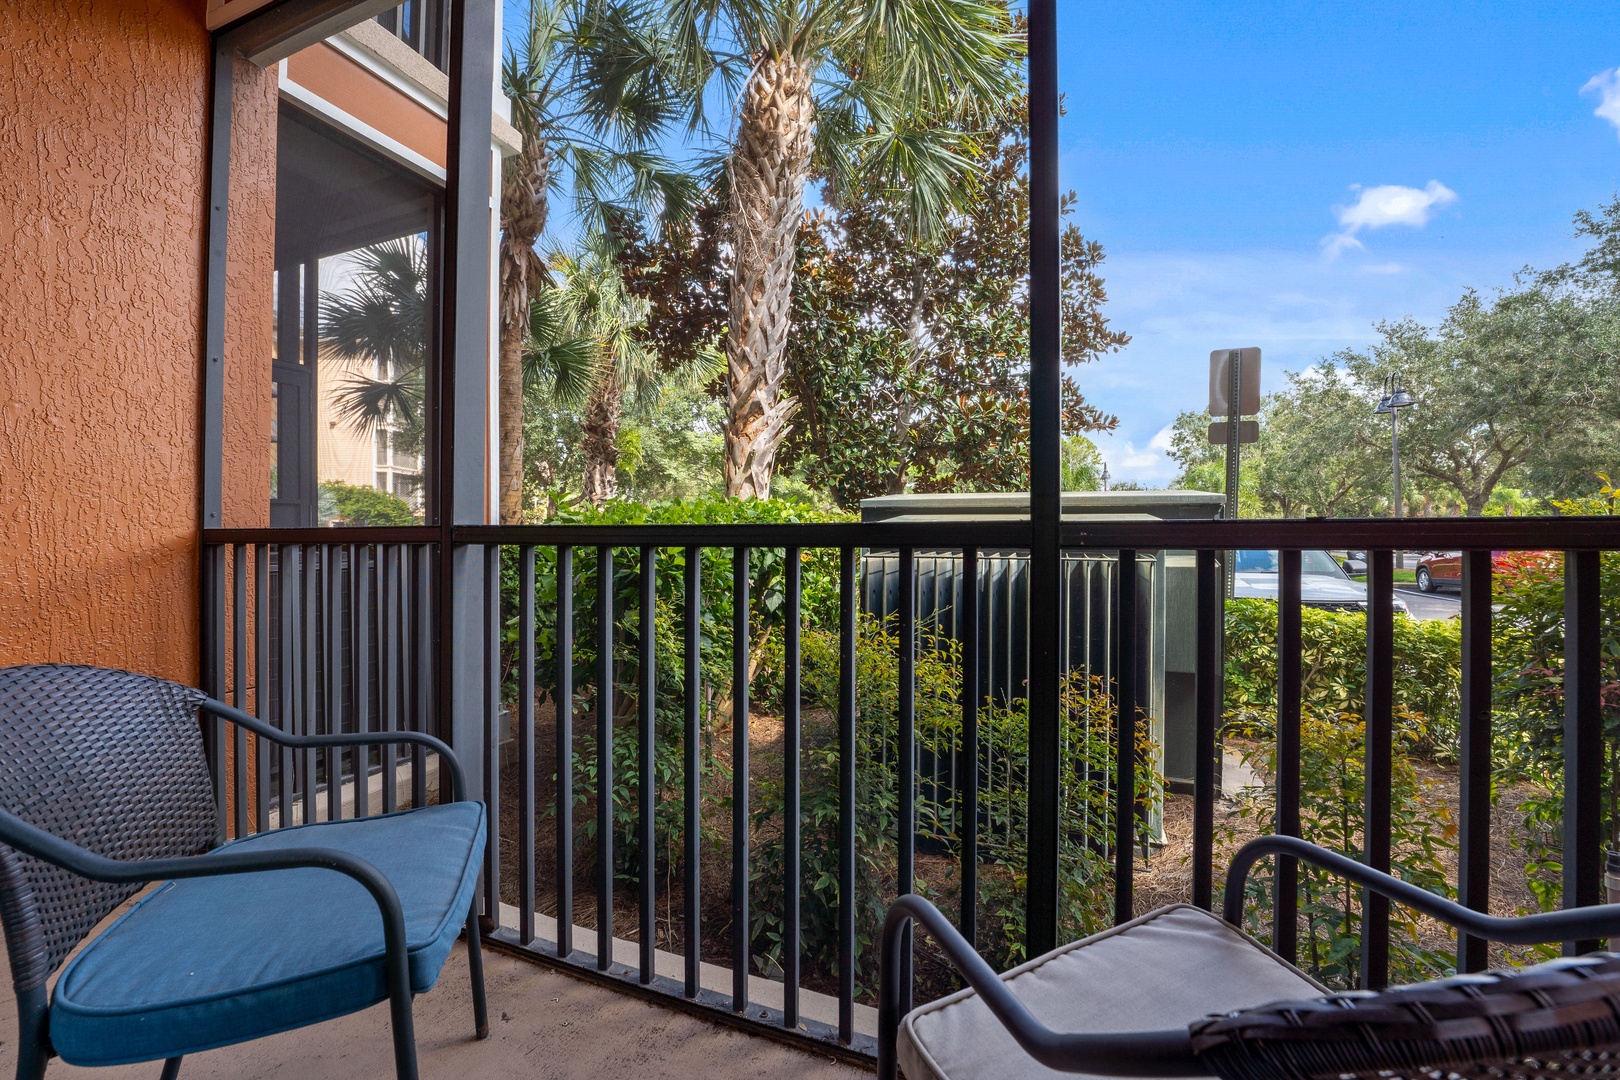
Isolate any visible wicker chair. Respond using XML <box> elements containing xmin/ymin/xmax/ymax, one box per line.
<box><xmin>0</xmin><ymin>665</ymin><xmax>490</xmax><ymax>1080</ymax></box>
<box><xmin>879</xmin><ymin>835</ymin><xmax>1620</xmax><ymax>1080</ymax></box>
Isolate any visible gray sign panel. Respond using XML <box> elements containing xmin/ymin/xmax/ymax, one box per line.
<box><xmin>1208</xmin><ymin>347</ymin><xmax>1261</xmax><ymax>417</ymax></box>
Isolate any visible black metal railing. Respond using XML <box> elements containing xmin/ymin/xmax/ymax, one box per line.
<box><xmin>201</xmin><ymin>513</ymin><xmax>1620</xmax><ymax>1061</ymax></box>
<box><xmin>200</xmin><ymin>530</ymin><xmax>440</xmax><ymax>837</ymax></box>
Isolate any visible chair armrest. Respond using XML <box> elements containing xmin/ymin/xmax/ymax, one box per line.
<box><xmin>1224</xmin><ymin>834</ymin><xmax>1620</xmax><ymax>944</ymax></box>
<box><xmin>877</xmin><ymin>895</ymin><xmax>1199</xmax><ymax>1080</ymax></box>
<box><xmin>0</xmin><ymin>806</ymin><xmax>412</xmax><ymax>987</ymax></box>
<box><xmin>199</xmin><ymin>696</ymin><xmax>467</xmax><ymax>802</ymax></box>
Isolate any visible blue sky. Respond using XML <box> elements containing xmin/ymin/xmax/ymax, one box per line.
<box><xmin>1058</xmin><ymin>2</ymin><xmax>1620</xmax><ymax>484</ymax></box>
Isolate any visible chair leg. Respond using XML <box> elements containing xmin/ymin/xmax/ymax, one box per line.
<box><xmin>158</xmin><ymin>1058</ymin><xmax>183</xmax><ymax>1080</ymax></box>
<box><xmin>387</xmin><ymin>979</ymin><xmax>420</xmax><ymax>1080</ymax></box>
<box><xmin>466</xmin><ymin>900</ymin><xmax>490</xmax><ymax>1039</ymax></box>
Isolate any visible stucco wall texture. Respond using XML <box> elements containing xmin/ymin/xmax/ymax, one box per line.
<box><xmin>0</xmin><ymin>0</ymin><xmax>214</xmax><ymax>681</ymax></box>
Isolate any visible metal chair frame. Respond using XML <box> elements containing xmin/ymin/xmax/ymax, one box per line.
<box><xmin>0</xmin><ymin>677</ymin><xmax>488</xmax><ymax>1080</ymax></box>
<box><xmin>878</xmin><ymin>834</ymin><xmax>1620</xmax><ymax>1080</ymax></box>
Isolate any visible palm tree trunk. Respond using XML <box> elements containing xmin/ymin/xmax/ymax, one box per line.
<box><xmin>498</xmin><ymin>134</ymin><xmax>550</xmax><ymax>523</ymax></box>
<box><xmin>580</xmin><ymin>377</ymin><xmax>624</xmax><ymax>505</ymax></box>
<box><xmin>723</xmin><ymin>54</ymin><xmax>815</xmax><ymax>499</ymax></box>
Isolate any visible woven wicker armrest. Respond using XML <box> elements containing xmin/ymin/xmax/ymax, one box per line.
<box><xmin>1190</xmin><ymin>953</ymin><xmax>1620</xmax><ymax>1080</ymax></box>
<box><xmin>198</xmin><ymin>697</ymin><xmax>467</xmax><ymax>801</ymax></box>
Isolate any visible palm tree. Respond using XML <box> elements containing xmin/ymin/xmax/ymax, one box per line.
<box><xmin>534</xmin><ymin>238</ymin><xmax>722</xmax><ymax>504</ymax></box>
<box><xmin>320</xmin><ymin>238</ymin><xmax>431</xmax><ymax>455</ymax></box>
<box><xmin>662</xmin><ymin>0</ymin><xmax>1021</xmax><ymax>497</ymax></box>
<box><xmin>499</xmin><ymin>0</ymin><xmax>696</xmax><ymax>522</ymax></box>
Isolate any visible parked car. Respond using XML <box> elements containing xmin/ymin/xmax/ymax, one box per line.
<box><xmin>1415</xmin><ymin>551</ymin><xmax>1461</xmax><ymax>592</ymax></box>
<box><xmin>1415</xmin><ymin>550</ymin><xmax>1553</xmax><ymax>592</ymax></box>
<box><xmin>1234</xmin><ymin>549</ymin><xmax>1410</xmax><ymax>614</ymax></box>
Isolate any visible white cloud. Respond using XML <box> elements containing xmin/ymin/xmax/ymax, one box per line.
<box><xmin>1583</xmin><ymin>67</ymin><xmax>1620</xmax><ymax>139</ymax></box>
<box><xmin>1322</xmin><ymin>181</ymin><xmax>1457</xmax><ymax>256</ymax></box>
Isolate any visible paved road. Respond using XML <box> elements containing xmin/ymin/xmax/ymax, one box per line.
<box><xmin>1395</xmin><ymin>584</ymin><xmax>1462</xmax><ymax>620</ymax></box>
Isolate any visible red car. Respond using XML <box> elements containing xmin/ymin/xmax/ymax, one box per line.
<box><xmin>1415</xmin><ymin>550</ymin><xmax>1552</xmax><ymax>592</ymax></box>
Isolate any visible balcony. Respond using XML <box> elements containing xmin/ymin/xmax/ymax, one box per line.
<box><xmin>189</xmin><ymin>510</ymin><xmax>1620</xmax><ymax>1070</ymax></box>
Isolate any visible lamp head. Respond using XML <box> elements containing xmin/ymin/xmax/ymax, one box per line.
<box><xmin>1374</xmin><ymin>396</ymin><xmax>1392</xmax><ymax>415</ymax></box>
<box><xmin>1388</xmin><ymin>388</ymin><xmax>1416</xmax><ymax>409</ymax></box>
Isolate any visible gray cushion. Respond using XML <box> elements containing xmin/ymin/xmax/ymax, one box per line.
<box><xmin>898</xmin><ymin>903</ymin><xmax>1326</xmax><ymax>1080</ymax></box>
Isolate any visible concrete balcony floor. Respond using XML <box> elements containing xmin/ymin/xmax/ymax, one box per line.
<box><xmin>0</xmin><ymin>938</ymin><xmax>871</xmax><ymax>1080</ymax></box>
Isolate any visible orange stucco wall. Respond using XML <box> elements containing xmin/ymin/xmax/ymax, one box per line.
<box><xmin>0</xmin><ymin>0</ymin><xmax>273</xmax><ymax>684</ymax></box>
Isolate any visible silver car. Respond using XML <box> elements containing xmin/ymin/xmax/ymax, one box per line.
<box><xmin>1233</xmin><ymin>549</ymin><xmax>1409</xmax><ymax>614</ymax></box>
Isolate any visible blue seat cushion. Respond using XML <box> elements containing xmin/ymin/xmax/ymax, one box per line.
<box><xmin>50</xmin><ymin>801</ymin><xmax>486</xmax><ymax>1067</ymax></box>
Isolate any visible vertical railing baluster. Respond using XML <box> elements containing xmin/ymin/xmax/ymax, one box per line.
<box><xmin>683</xmin><ymin>546</ymin><xmax>701</xmax><ymax>997</ymax></box>
<box><xmin>484</xmin><ymin>544</ymin><xmax>501</xmax><ymax>929</ymax></box>
<box><xmin>207</xmin><ymin>543</ymin><xmax>227</xmax><ymax>838</ymax></box>
<box><xmin>255</xmin><ymin>544</ymin><xmax>270</xmax><ymax>834</ymax></box>
<box><xmin>354</xmin><ymin>545</ymin><xmax>371</xmax><ymax>819</ymax></box>
<box><xmin>897</xmin><ymin>546</ymin><xmax>916</xmax><ymax>1016</ymax></box>
<box><xmin>838</xmin><ymin>545</ymin><xmax>857</xmax><ymax>1044</ymax></box>
<box><xmin>959</xmin><ymin>547</ymin><xmax>981</xmax><ymax>945</ymax></box>
<box><xmin>232</xmin><ymin>544</ymin><xmax>248</xmax><ymax>839</ymax></box>
<box><xmin>277</xmin><ymin>544</ymin><xmax>295</xmax><ymax>826</ymax></box>
<box><xmin>1362</xmin><ymin>549</ymin><xmax>1394</xmax><ymax>989</ymax></box>
<box><xmin>301</xmin><ymin>544</ymin><xmax>318</xmax><ymax>827</ymax></box>
<box><xmin>382</xmin><ymin>545</ymin><xmax>400</xmax><ymax>816</ymax></box>
<box><xmin>639</xmin><ymin>546</ymin><xmax>657</xmax><ymax>983</ymax></box>
<box><xmin>1275</xmin><ymin>549</ymin><xmax>1302</xmax><ymax>961</ymax></box>
<box><xmin>731</xmin><ymin>547</ymin><xmax>751</xmax><ymax>1013</ymax></box>
<box><xmin>1564</xmin><ymin>549</ymin><xmax>1603</xmax><ymax>955</ymax></box>
<box><xmin>520</xmin><ymin>544</ymin><xmax>537</xmax><ymax>945</ymax></box>
<box><xmin>413</xmin><ymin>545</ymin><xmax>431</xmax><ymax>807</ymax></box>
<box><xmin>1457</xmin><ymin>549</ymin><xmax>1493</xmax><ymax>971</ymax></box>
<box><xmin>597</xmin><ymin>544</ymin><xmax>615</xmax><ymax>969</ymax></box>
<box><xmin>1113</xmin><ymin>550</ymin><xmax>1138</xmax><ymax>925</ymax></box>
<box><xmin>783</xmin><ymin>545</ymin><xmax>802</xmax><ymax>1027</ymax></box>
<box><xmin>556</xmin><ymin>546</ymin><xmax>575</xmax><ymax>958</ymax></box>
<box><xmin>298</xmin><ymin>544</ymin><xmax>315</xmax><ymax>822</ymax></box>
<box><xmin>1192</xmin><ymin>549</ymin><xmax>1219</xmax><ymax>910</ymax></box>
<box><xmin>396</xmin><ymin>544</ymin><xmax>412</xmax><ymax>807</ymax></box>
<box><xmin>325</xmin><ymin>545</ymin><xmax>341</xmax><ymax>824</ymax></box>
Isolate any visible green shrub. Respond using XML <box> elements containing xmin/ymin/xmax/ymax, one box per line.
<box><xmin>317</xmin><ymin>480</ymin><xmax>418</xmax><ymax>526</ymax></box>
<box><xmin>750</xmin><ymin>616</ymin><xmax>1159</xmax><ymax>997</ymax></box>
<box><xmin>1221</xmin><ymin>707</ymin><xmax>1456</xmax><ymax>988</ymax></box>
<box><xmin>1223</xmin><ymin>598</ymin><xmax>1462</xmax><ymax>759</ymax></box>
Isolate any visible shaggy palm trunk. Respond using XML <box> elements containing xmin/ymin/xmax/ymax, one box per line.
<box><xmin>497</xmin><ymin>132</ymin><xmax>550</xmax><ymax>523</ymax></box>
<box><xmin>723</xmin><ymin>54</ymin><xmax>815</xmax><ymax>499</ymax></box>
<box><xmin>580</xmin><ymin>377</ymin><xmax>623</xmax><ymax>505</ymax></box>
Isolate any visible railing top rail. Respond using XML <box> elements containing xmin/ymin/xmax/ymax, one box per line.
<box><xmin>1061</xmin><ymin>515</ymin><xmax>1620</xmax><ymax>550</ymax></box>
<box><xmin>201</xmin><ymin>514</ymin><xmax>1620</xmax><ymax>551</ymax></box>
<box><xmin>202</xmin><ymin>526</ymin><xmax>440</xmax><ymax>544</ymax></box>
<box><xmin>449</xmin><ymin>521</ymin><xmax>1035</xmax><ymax>548</ymax></box>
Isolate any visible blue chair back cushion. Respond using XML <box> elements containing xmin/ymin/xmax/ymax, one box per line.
<box><xmin>49</xmin><ymin>801</ymin><xmax>485</xmax><ymax>1066</ymax></box>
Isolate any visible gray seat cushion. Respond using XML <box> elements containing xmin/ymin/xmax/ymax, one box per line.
<box><xmin>898</xmin><ymin>903</ymin><xmax>1326</xmax><ymax>1080</ymax></box>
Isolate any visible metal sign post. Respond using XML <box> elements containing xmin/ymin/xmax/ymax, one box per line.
<box><xmin>1209</xmin><ymin>347</ymin><xmax>1261</xmax><ymax>596</ymax></box>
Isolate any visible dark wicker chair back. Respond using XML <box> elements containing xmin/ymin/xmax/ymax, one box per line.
<box><xmin>1191</xmin><ymin>951</ymin><xmax>1620</xmax><ymax>1080</ymax></box>
<box><xmin>0</xmin><ymin>664</ymin><xmax>218</xmax><ymax>1000</ymax></box>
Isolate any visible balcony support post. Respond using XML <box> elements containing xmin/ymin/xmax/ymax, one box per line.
<box><xmin>1025</xmin><ymin>0</ymin><xmax>1063</xmax><ymax>954</ymax></box>
<box><xmin>439</xmin><ymin>0</ymin><xmax>498</xmax><ymax>935</ymax></box>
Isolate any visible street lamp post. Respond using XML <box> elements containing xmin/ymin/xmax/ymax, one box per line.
<box><xmin>1100</xmin><ymin>462</ymin><xmax>1111</xmax><ymax>492</ymax></box>
<box><xmin>1374</xmin><ymin>373</ymin><xmax>1417</xmax><ymax>564</ymax></box>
